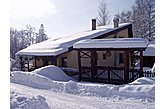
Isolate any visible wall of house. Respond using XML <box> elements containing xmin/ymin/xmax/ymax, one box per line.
<box><xmin>32</xmin><ymin>56</ymin><xmax>57</xmax><ymax>68</ymax></box>
<box><xmin>96</xmin><ymin>51</ymin><xmax>114</xmax><ymax>66</ymax></box>
<box><xmin>103</xmin><ymin>29</ymin><xmax>129</xmax><ymax>39</ymax></box>
<box><xmin>67</xmin><ymin>50</ymin><xmax>78</xmax><ymax>69</ymax></box>
<box><xmin>32</xmin><ymin>57</ymin><xmax>43</xmax><ymax>68</ymax></box>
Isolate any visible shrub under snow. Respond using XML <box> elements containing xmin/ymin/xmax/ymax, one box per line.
<box><xmin>10</xmin><ymin>92</ymin><xmax>50</xmax><ymax>109</ymax></box>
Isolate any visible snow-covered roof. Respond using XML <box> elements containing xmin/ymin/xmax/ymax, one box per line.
<box><xmin>143</xmin><ymin>43</ymin><xmax>155</xmax><ymax>56</ymax></box>
<box><xmin>73</xmin><ymin>38</ymin><xmax>148</xmax><ymax>49</ymax></box>
<box><xmin>16</xmin><ymin>23</ymin><xmax>132</xmax><ymax>56</ymax></box>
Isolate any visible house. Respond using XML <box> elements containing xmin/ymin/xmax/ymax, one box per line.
<box><xmin>16</xmin><ymin>18</ymin><xmax>133</xmax><ymax>72</ymax></box>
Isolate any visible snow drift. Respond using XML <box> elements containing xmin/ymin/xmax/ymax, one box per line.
<box><xmin>10</xmin><ymin>91</ymin><xmax>50</xmax><ymax>109</ymax></box>
<box><xmin>11</xmin><ymin>70</ymin><xmax>155</xmax><ymax>101</ymax></box>
<box><xmin>32</xmin><ymin>65</ymin><xmax>75</xmax><ymax>81</ymax></box>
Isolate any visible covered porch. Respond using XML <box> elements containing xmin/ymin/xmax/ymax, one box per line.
<box><xmin>73</xmin><ymin>38</ymin><xmax>148</xmax><ymax>84</ymax></box>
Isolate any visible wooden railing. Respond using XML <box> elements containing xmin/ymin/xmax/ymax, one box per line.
<box><xmin>144</xmin><ymin>71</ymin><xmax>155</xmax><ymax>77</ymax></box>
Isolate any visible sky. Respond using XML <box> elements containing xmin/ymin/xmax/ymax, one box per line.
<box><xmin>10</xmin><ymin>0</ymin><xmax>136</xmax><ymax>39</ymax></box>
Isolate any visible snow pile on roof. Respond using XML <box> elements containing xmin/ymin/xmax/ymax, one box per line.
<box><xmin>10</xmin><ymin>91</ymin><xmax>50</xmax><ymax>109</ymax></box>
<box><xmin>32</xmin><ymin>65</ymin><xmax>75</xmax><ymax>81</ymax></box>
<box><xmin>143</xmin><ymin>43</ymin><xmax>155</xmax><ymax>56</ymax></box>
<box><xmin>73</xmin><ymin>38</ymin><xmax>148</xmax><ymax>49</ymax></box>
<box><xmin>16</xmin><ymin>23</ymin><xmax>131</xmax><ymax>56</ymax></box>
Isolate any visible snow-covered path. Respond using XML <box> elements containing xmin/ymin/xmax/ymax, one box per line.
<box><xmin>10</xmin><ymin>83</ymin><xmax>154</xmax><ymax>109</ymax></box>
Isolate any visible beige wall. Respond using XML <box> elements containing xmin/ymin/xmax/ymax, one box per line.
<box><xmin>56</xmin><ymin>51</ymin><xmax>78</xmax><ymax>69</ymax></box>
<box><xmin>32</xmin><ymin>56</ymin><xmax>57</xmax><ymax>68</ymax></box>
<box><xmin>104</xmin><ymin>29</ymin><xmax>129</xmax><ymax>39</ymax></box>
<box><xmin>32</xmin><ymin>57</ymin><xmax>43</xmax><ymax>68</ymax></box>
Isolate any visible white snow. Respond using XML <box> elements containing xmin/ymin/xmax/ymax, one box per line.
<box><xmin>143</xmin><ymin>43</ymin><xmax>155</xmax><ymax>56</ymax></box>
<box><xmin>10</xmin><ymin>66</ymin><xmax>155</xmax><ymax>109</ymax></box>
<box><xmin>32</xmin><ymin>65</ymin><xmax>75</xmax><ymax>81</ymax></box>
<box><xmin>73</xmin><ymin>38</ymin><xmax>148</xmax><ymax>49</ymax></box>
<box><xmin>10</xmin><ymin>91</ymin><xmax>50</xmax><ymax>109</ymax></box>
<box><xmin>129</xmin><ymin>77</ymin><xmax>155</xmax><ymax>85</ymax></box>
<box><xmin>16</xmin><ymin>23</ymin><xmax>131</xmax><ymax>56</ymax></box>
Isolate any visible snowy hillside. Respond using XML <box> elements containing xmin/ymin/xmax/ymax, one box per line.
<box><xmin>10</xmin><ymin>66</ymin><xmax>155</xmax><ymax>109</ymax></box>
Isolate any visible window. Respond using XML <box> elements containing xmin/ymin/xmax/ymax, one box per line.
<box><xmin>62</xmin><ymin>57</ymin><xmax>67</xmax><ymax>67</ymax></box>
<box><xmin>103</xmin><ymin>54</ymin><xmax>106</xmax><ymax>60</ymax></box>
<box><xmin>119</xmin><ymin>53</ymin><xmax>124</xmax><ymax>64</ymax></box>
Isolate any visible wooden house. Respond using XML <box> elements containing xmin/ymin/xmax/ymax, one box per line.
<box><xmin>15</xmin><ymin>18</ymin><xmax>150</xmax><ymax>84</ymax></box>
<box><xmin>16</xmin><ymin>19</ymin><xmax>133</xmax><ymax>71</ymax></box>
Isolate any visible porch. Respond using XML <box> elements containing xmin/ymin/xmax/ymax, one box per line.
<box><xmin>73</xmin><ymin>38</ymin><xmax>149</xmax><ymax>84</ymax></box>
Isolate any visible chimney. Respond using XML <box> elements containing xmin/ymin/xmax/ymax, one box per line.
<box><xmin>113</xmin><ymin>17</ymin><xmax>119</xmax><ymax>28</ymax></box>
<box><xmin>92</xmin><ymin>18</ymin><xmax>96</xmax><ymax>30</ymax></box>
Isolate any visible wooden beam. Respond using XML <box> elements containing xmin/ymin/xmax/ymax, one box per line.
<box><xmin>78</xmin><ymin>50</ymin><xmax>82</xmax><ymax>81</ymax></box>
<box><xmin>19</xmin><ymin>56</ymin><xmax>23</xmax><ymax>71</ymax></box>
<box><xmin>124</xmin><ymin>51</ymin><xmax>129</xmax><ymax>83</ymax></box>
<box><xmin>90</xmin><ymin>50</ymin><xmax>95</xmax><ymax>82</ymax></box>
<box><xmin>74</xmin><ymin>48</ymin><xmax>146</xmax><ymax>52</ymax></box>
<box><xmin>139</xmin><ymin>51</ymin><xmax>144</xmax><ymax>77</ymax></box>
<box><xmin>34</xmin><ymin>56</ymin><xmax>36</xmax><ymax>69</ymax></box>
<box><xmin>27</xmin><ymin>57</ymin><xmax>30</xmax><ymax>71</ymax></box>
<box><xmin>108</xmin><ymin>70</ymin><xmax>110</xmax><ymax>83</ymax></box>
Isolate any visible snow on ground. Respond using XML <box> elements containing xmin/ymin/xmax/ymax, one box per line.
<box><xmin>10</xmin><ymin>91</ymin><xmax>50</xmax><ymax>109</ymax></box>
<box><xmin>10</xmin><ymin>66</ymin><xmax>155</xmax><ymax>109</ymax></box>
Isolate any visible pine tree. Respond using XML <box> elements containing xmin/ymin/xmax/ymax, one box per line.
<box><xmin>36</xmin><ymin>24</ymin><xmax>48</xmax><ymax>43</ymax></box>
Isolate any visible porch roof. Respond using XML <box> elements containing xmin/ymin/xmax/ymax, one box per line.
<box><xmin>73</xmin><ymin>38</ymin><xmax>148</xmax><ymax>50</ymax></box>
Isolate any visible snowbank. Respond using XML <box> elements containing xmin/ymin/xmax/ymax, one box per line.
<box><xmin>10</xmin><ymin>71</ymin><xmax>60</xmax><ymax>90</ymax></box>
<box><xmin>129</xmin><ymin>77</ymin><xmax>155</xmax><ymax>85</ymax></box>
<box><xmin>10</xmin><ymin>91</ymin><xmax>50</xmax><ymax>109</ymax></box>
<box><xmin>32</xmin><ymin>65</ymin><xmax>74</xmax><ymax>82</ymax></box>
<box><xmin>11</xmin><ymin>70</ymin><xmax>155</xmax><ymax>101</ymax></box>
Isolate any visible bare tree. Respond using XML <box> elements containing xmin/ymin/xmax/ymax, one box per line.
<box><xmin>26</xmin><ymin>25</ymin><xmax>36</xmax><ymax>45</ymax></box>
<box><xmin>10</xmin><ymin>24</ymin><xmax>48</xmax><ymax>59</ymax></box>
<box><xmin>97</xmin><ymin>0</ymin><xmax>110</xmax><ymax>26</ymax></box>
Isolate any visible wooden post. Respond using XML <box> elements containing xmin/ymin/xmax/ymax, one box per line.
<box><xmin>34</xmin><ymin>56</ymin><xmax>36</xmax><ymax>69</ymax></box>
<box><xmin>108</xmin><ymin>69</ymin><xmax>110</xmax><ymax>83</ymax></box>
<box><xmin>124</xmin><ymin>51</ymin><xmax>129</xmax><ymax>83</ymax></box>
<box><xmin>139</xmin><ymin>51</ymin><xmax>144</xmax><ymax>77</ymax></box>
<box><xmin>54</xmin><ymin>56</ymin><xmax>57</xmax><ymax>66</ymax></box>
<box><xmin>27</xmin><ymin>57</ymin><xmax>30</xmax><ymax>71</ymax></box>
<box><xmin>78</xmin><ymin>50</ymin><xmax>82</xmax><ymax>81</ymax></box>
<box><xmin>91</xmin><ymin>50</ymin><xmax>95</xmax><ymax>82</ymax></box>
<box><xmin>19</xmin><ymin>56</ymin><xmax>23</xmax><ymax>71</ymax></box>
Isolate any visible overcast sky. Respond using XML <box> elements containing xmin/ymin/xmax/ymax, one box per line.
<box><xmin>10</xmin><ymin>0</ymin><xmax>136</xmax><ymax>39</ymax></box>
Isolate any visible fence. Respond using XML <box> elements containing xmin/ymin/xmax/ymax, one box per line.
<box><xmin>144</xmin><ymin>71</ymin><xmax>155</xmax><ymax>77</ymax></box>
